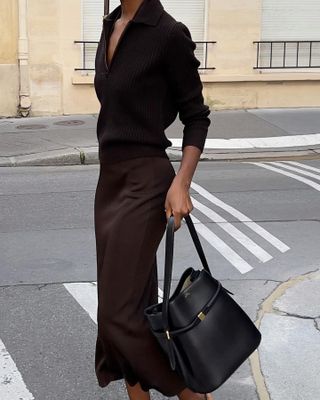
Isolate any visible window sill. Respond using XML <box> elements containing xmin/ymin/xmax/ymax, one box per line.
<box><xmin>72</xmin><ymin>73</ymin><xmax>95</xmax><ymax>85</ymax></box>
<box><xmin>202</xmin><ymin>70</ymin><xmax>320</xmax><ymax>83</ymax></box>
<box><xmin>72</xmin><ymin>70</ymin><xmax>320</xmax><ymax>85</ymax></box>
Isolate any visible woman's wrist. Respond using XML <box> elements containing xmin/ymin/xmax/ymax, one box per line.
<box><xmin>174</xmin><ymin>172</ymin><xmax>192</xmax><ymax>189</ymax></box>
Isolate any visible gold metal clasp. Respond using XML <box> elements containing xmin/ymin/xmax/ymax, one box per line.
<box><xmin>197</xmin><ymin>311</ymin><xmax>206</xmax><ymax>321</ymax></box>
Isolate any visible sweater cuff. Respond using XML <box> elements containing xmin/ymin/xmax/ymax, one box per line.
<box><xmin>182</xmin><ymin>120</ymin><xmax>209</xmax><ymax>153</ymax></box>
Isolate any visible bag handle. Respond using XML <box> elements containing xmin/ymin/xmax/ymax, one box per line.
<box><xmin>162</xmin><ymin>213</ymin><xmax>212</xmax><ymax>338</ymax></box>
<box><xmin>160</xmin><ymin>213</ymin><xmax>233</xmax><ymax>370</ymax></box>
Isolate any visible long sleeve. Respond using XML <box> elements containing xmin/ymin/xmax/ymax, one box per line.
<box><xmin>163</xmin><ymin>21</ymin><xmax>211</xmax><ymax>153</ymax></box>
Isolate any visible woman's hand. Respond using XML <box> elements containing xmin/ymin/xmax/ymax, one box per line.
<box><xmin>164</xmin><ymin>145</ymin><xmax>202</xmax><ymax>231</ymax></box>
<box><xmin>164</xmin><ymin>174</ymin><xmax>194</xmax><ymax>231</ymax></box>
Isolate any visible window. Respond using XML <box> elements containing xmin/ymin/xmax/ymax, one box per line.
<box><xmin>257</xmin><ymin>0</ymin><xmax>320</xmax><ymax>68</ymax></box>
<box><xmin>82</xmin><ymin>0</ymin><xmax>104</xmax><ymax>70</ymax></box>
<box><xmin>80</xmin><ymin>0</ymin><xmax>207</xmax><ymax>71</ymax></box>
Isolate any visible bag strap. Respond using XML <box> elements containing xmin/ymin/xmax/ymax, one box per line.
<box><xmin>162</xmin><ymin>213</ymin><xmax>212</xmax><ymax>337</ymax></box>
<box><xmin>184</xmin><ymin>214</ymin><xmax>211</xmax><ymax>273</ymax></box>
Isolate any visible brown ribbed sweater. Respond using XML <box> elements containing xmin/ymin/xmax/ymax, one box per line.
<box><xmin>94</xmin><ymin>0</ymin><xmax>211</xmax><ymax>164</ymax></box>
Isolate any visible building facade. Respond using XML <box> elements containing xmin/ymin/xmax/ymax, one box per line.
<box><xmin>1</xmin><ymin>0</ymin><xmax>320</xmax><ymax>117</ymax></box>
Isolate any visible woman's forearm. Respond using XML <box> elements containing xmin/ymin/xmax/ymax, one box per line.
<box><xmin>175</xmin><ymin>145</ymin><xmax>202</xmax><ymax>188</ymax></box>
<box><xmin>164</xmin><ymin>145</ymin><xmax>202</xmax><ymax>230</ymax></box>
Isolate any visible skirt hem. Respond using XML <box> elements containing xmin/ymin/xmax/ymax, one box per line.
<box><xmin>97</xmin><ymin>371</ymin><xmax>187</xmax><ymax>397</ymax></box>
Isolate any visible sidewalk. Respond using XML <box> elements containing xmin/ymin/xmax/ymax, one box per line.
<box><xmin>252</xmin><ymin>268</ymin><xmax>320</xmax><ymax>400</ymax></box>
<box><xmin>1</xmin><ymin>107</ymin><xmax>320</xmax><ymax>166</ymax></box>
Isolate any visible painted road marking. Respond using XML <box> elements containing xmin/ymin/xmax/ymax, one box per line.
<box><xmin>64</xmin><ymin>283</ymin><xmax>164</xmax><ymax>318</ymax></box>
<box><xmin>269</xmin><ymin>162</ymin><xmax>320</xmax><ymax>181</ymax></box>
<box><xmin>187</xmin><ymin>213</ymin><xmax>253</xmax><ymax>274</ymax></box>
<box><xmin>65</xmin><ymin>173</ymin><xmax>293</xmax><ymax>322</ymax></box>
<box><xmin>0</xmin><ymin>337</ymin><xmax>34</xmax><ymax>400</ymax></box>
<box><xmin>249</xmin><ymin>162</ymin><xmax>320</xmax><ymax>192</ymax></box>
<box><xmin>191</xmin><ymin>182</ymin><xmax>290</xmax><ymax>253</ymax></box>
<box><xmin>191</xmin><ymin>197</ymin><xmax>272</xmax><ymax>263</ymax></box>
<box><xmin>64</xmin><ymin>282</ymin><xmax>97</xmax><ymax>323</ymax></box>
<box><xmin>283</xmin><ymin>161</ymin><xmax>320</xmax><ymax>174</ymax></box>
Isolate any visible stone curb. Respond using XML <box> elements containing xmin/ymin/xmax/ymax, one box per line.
<box><xmin>249</xmin><ymin>268</ymin><xmax>320</xmax><ymax>400</ymax></box>
<box><xmin>1</xmin><ymin>145</ymin><xmax>320</xmax><ymax>167</ymax></box>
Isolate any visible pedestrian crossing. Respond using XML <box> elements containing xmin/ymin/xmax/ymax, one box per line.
<box><xmin>248</xmin><ymin>160</ymin><xmax>320</xmax><ymax>192</ymax></box>
<box><xmin>1</xmin><ymin>159</ymin><xmax>318</xmax><ymax>399</ymax></box>
<box><xmin>66</xmin><ymin>177</ymin><xmax>293</xmax><ymax>284</ymax></box>
<box><xmin>188</xmin><ymin>181</ymin><xmax>290</xmax><ymax>274</ymax></box>
<box><xmin>190</xmin><ymin>197</ymin><xmax>273</xmax><ymax>263</ymax></box>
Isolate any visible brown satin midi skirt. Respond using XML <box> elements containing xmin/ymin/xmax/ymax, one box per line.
<box><xmin>93</xmin><ymin>156</ymin><xmax>187</xmax><ymax>396</ymax></box>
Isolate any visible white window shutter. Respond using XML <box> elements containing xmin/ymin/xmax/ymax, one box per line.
<box><xmin>260</xmin><ymin>0</ymin><xmax>320</xmax><ymax>67</ymax></box>
<box><xmin>82</xmin><ymin>0</ymin><xmax>104</xmax><ymax>70</ymax></box>
<box><xmin>158</xmin><ymin>0</ymin><xmax>206</xmax><ymax>66</ymax></box>
<box><xmin>82</xmin><ymin>0</ymin><xmax>206</xmax><ymax>70</ymax></box>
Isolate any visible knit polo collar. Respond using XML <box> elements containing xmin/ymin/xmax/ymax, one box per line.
<box><xmin>103</xmin><ymin>0</ymin><xmax>164</xmax><ymax>26</ymax></box>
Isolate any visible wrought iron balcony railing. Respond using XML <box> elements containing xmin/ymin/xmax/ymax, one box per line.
<box><xmin>74</xmin><ymin>40</ymin><xmax>216</xmax><ymax>71</ymax></box>
<box><xmin>253</xmin><ymin>40</ymin><xmax>320</xmax><ymax>69</ymax></box>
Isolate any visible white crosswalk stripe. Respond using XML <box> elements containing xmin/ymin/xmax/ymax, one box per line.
<box><xmin>64</xmin><ymin>282</ymin><xmax>164</xmax><ymax>321</ymax></box>
<box><xmin>64</xmin><ymin>282</ymin><xmax>97</xmax><ymax>323</ymax></box>
<box><xmin>268</xmin><ymin>161</ymin><xmax>320</xmax><ymax>181</ymax></box>
<box><xmin>187</xmin><ymin>213</ymin><xmax>253</xmax><ymax>274</ymax></box>
<box><xmin>249</xmin><ymin>162</ymin><xmax>320</xmax><ymax>192</ymax></box>
<box><xmin>191</xmin><ymin>181</ymin><xmax>290</xmax><ymax>253</ymax></box>
<box><xmin>0</xmin><ymin>337</ymin><xmax>34</xmax><ymax>400</ymax></box>
<box><xmin>282</xmin><ymin>161</ymin><xmax>320</xmax><ymax>174</ymax></box>
<box><xmin>191</xmin><ymin>197</ymin><xmax>272</xmax><ymax>263</ymax></box>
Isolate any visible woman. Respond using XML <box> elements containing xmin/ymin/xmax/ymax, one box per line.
<box><xmin>93</xmin><ymin>0</ymin><xmax>213</xmax><ymax>398</ymax></box>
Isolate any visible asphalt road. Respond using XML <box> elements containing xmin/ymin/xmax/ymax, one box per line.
<box><xmin>1</xmin><ymin>159</ymin><xmax>320</xmax><ymax>400</ymax></box>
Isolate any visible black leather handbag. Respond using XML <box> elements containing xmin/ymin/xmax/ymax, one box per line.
<box><xmin>144</xmin><ymin>213</ymin><xmax>262</xmax><ymax>393</ymax></box>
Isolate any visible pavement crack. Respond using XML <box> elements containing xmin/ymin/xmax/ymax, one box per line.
<box><xmin>272</xmin><ymin>308</ymin><xmax>320</xmax><ymax>321</ymax></box>
<box><xmin>264</xmin><ymin>279</ymin><xmax>283</xmax><ymax>284</ymax></box>
<box><xmin>0</xmin><ymin>280</ymin><xmax>96</xmax><ymax>289</ymax></box>
<box><xmin>37</xmin><ymin>283</ymin><xmax>48</xmax><ymax>290</ymax></box>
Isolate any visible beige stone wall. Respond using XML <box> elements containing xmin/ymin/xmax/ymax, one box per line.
<box><xmin>60</xmin><ymin>0</ymin><xmax>100</xmax><ymax>115</ymax></box>
<box><xmin>28</xmin><ymin>0</ymin><xmax>98</xmax><ymax>115</ymax></box>
<box><xmin>204</xmin><ymin>80</ymin><xmax>320</xmax><ymax>110</ymax></box>
<box><xmin>27</xmin><ymin>0</ymin><xmax>62</xmax><ymax>115</ymax></box>
<box><xmin>27</xmin><ymin>0</ymin><xmax>99</xmax><ymax>116</ymax></box>
<box><xmin>0</xmin><ymin>0</ymin><xmax>319</xmax><ymax>117</ymax></box>
<box><xmin>0</xmin><ymin>0</ymin><xmax>18</xmax><ymax>63</ymax></box>
<box><xmin>203</xmin><ymin>0</ymin><xmax>320</xmax><ymax>109</ymax></box>
<box><xmin>0</xmin><ymin>0</ymin><xmax>100</xmax><ymax>117</ymax></box>
<box><xmin>207</xmin><ymin>0</ymin><xmax>261</xmax><ymax>75</ymax></box>
<box><xmin>0</xmin><ymin>0</ymin><xmax>19</xmax><ymax>116</ymax></box>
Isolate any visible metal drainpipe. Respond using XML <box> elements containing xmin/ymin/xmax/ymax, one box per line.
<box><xmin>17</xmin><ymin>0</ymin><xmax>31</xmax><ymax>117</ymax></box>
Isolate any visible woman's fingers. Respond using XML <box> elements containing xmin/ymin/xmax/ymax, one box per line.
<box><xmin>165</xmin><ymin>208</ymin><xmax>182</xmax><ymax>231</ymax></box>
<box><xmin>173</xmin><ymin>212</ymin><xmax>182</xmax><ymax>231</ymax></box>
<box><xmin>165</xmin><ymin>198</ymin><xmax>193</xmax><ymax>231</ymax></box>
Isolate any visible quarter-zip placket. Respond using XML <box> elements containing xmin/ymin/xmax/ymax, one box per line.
<box><xmin>103</xmin><ymin>19</ymin><xmax>133</xmax><ymax>74</ymax></box>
